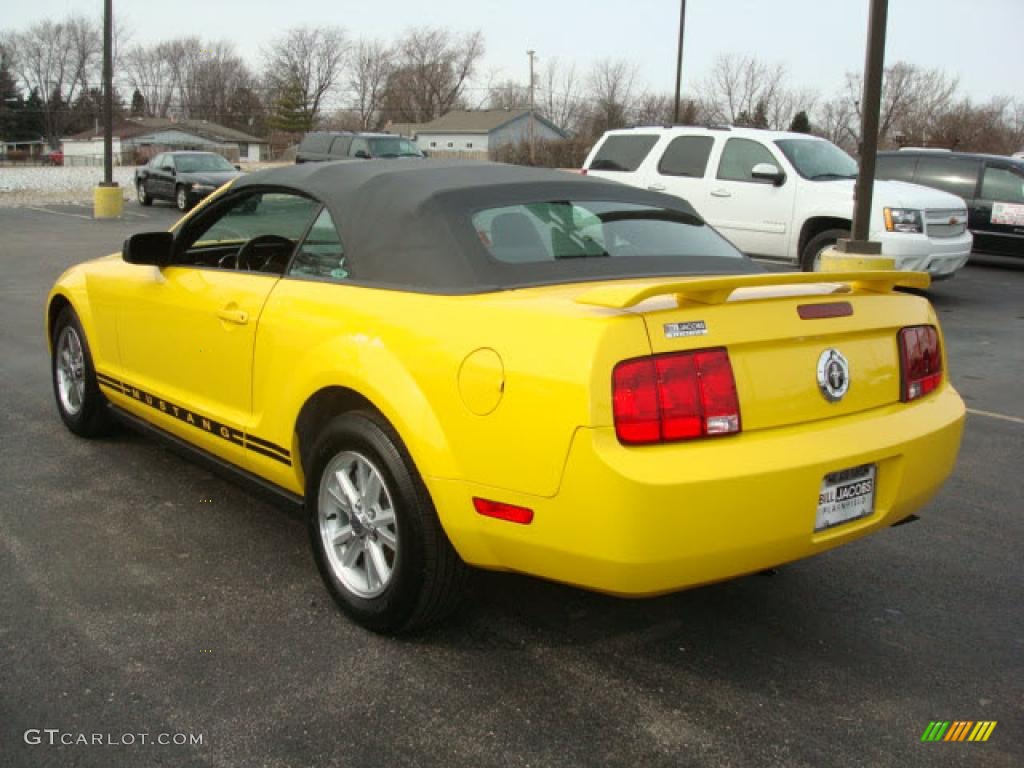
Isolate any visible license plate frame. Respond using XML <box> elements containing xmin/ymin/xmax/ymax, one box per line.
<box><xmin>815</xmin><ymin>463</ymin><xmax>877</xmax><ymax>532</ymax></box>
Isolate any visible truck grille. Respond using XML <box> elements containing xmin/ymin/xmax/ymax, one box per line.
<box><xmin>925</xmin><ymin>209</ymin><xmax>968</xmax><ymax>238</ymax></box>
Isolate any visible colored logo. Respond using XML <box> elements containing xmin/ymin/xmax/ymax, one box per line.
<box><xmin>921</xmin><ymin>721</ymin><xmax>997</xmax><ymax>742</ymax></box>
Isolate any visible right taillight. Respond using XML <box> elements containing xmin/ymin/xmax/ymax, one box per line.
<box><xmin>898</xmin><ymin>325</ymin><xmax>942</xmax><ymax>402</ymax></box>
<box><xmin>612</xmin><ymin>348</ymin><xmax>741</xmax><ymax>445</ymax></box>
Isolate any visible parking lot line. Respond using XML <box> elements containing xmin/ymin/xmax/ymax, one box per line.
<box><xmin>24</xmin><ymin>206</ymin><xmax>93</xmax><ymax>220</ymax></box>
<box><xmin>967</xmin><ymin>407</ymin><xmax>1024</xmax><ymax>425</ymax></box>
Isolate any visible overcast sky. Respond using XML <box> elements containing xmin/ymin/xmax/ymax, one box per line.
<box><xmin>5</xmin><ymin>0</ymin><xmax>1022</xmax><ymax>105</ymax></box>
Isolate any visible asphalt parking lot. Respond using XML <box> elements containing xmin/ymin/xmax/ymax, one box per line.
<box><xmin>1</xmin><ymin>201</ymin><xmax>1021</xmax><ymax>768</ymax></box>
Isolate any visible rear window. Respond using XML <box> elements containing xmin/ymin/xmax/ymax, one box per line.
<box><xmin>471</xmin><ymin>200</ymin><xmax>743</xmax><ymax>265</ymax></box>
<box><xmin>589</xmin><ymin>135</ymin><xmax>659</xmax><ymax>172</ymax></box>
<box><xmin>658</xmin><ymin>136</ymin><xmax>713</xmax><ymax>177</ymax></box>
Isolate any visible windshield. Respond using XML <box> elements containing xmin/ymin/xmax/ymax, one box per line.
<box><xmin>174</xmin><ymin>153</ymin><xmax>236</xmax><ymax>173</ymax></box>
<box><xmin>775</xmin><ymin>139</ymin><xmax>858</xmax><ymax>180</ymax></box>
<box><xmin>472</xmin><ymin>200</ymin><xmax>744</xmax><ymax>264</ymax></box>
<box><xmin>367</xmin><ymin>137</ymin><xmax>423</xmax><ymax>158</ymax></box>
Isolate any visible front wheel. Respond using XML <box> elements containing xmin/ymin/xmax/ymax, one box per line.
<box><xmin>175</xmin><ymin>185</ymin><xmax>191</xmax><ymax>211</ymax></box>
<box><xmin>800</xmin><ymin>228</ymin><xmax>850</xmax><ymax>272</ymax></box>
<box><xmin>307</xmin><ymin>411</ymin><xmax>469</xmax><ymax>633</ymax></box>
<box><xmin>137</xmin><ymin>181</ymin><xmax>152</xmax><ymax>206</ymax></box>
<box><xmin>51</xmin><ymin>306</ymin><xmax>112</xmax><ymax>437</ymax></box>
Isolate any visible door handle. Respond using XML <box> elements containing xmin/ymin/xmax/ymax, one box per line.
<box><xmin>647</xmin><ymin>183</ymin><xmax>667</xmax><ymax>192</ymax></box>
<box><xmin>217</xmin><ymin>308</ymin><xmax>249</xmax><ymax>325</ymax></box>
<box><xmin>710</xmin><ymin>189</ymin><xmax>732</xmax><ymax>198</ymax></box>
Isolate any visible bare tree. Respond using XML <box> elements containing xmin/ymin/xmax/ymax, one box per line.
<box><xmin>537</xmin><ymin>58</ymin><xmax>584</xmax><ymax>135</ymax></box>
<box><xmin>262</xmin><ymin>26</ymin><xmax>348</xmax><ymax>127</ymax></box>
<box><xmin>487</xmin><ymin>78</ymin><xmax>529</xmax><ymax>111</ymax></box>
<box><xmin>123</xmin><ymin>42</ymin><xmax>178</xmax><ymax>117</ymax></box>
<box><xmin>348</xmin><ymin>38</ymin><xmax>393</xmax><ymax>130</ymax></box>
<box><xmin>584</xmin><ymin>58</ymin><xmax>639</xmax><ymax>135</ymax></box>
<box><xmin>8</xmin><ymin>15</ymin><xmax>101</xmax><ymax>144</ymax></box>
<box><xmin>699</xmin><ymin>53</ymin><xmax>787</xmax><ymax>127</ymax></box>
<box><xmin>380</xmin><ymin>28</ymin><xmax>485</xmax><ymax>124</ymax></box>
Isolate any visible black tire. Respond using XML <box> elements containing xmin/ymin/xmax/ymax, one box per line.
<box><xmin>306</xmin><ymin>411</ymin><xmax>469</xmax><ymax>633</ymax></box>
<box><xmin>175</xmin><ymin>185</ymin><xmax>191</xmax><ymax>211</ymax></box>
<box><xmin>136</xmin><ymin>180</ymin><xmax>152</xmax><ymax>206</ymax></box>
<box><xmin>800</xmin><ymin>227</ymin><xmax>850</xmax><ymax>272</ymax></box>
<box><xmin>51</xmin><ymin>306</ymin><xmax>113</xmax><ymax>438</ymax></box>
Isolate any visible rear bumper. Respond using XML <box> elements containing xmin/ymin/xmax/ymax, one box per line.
<box><xmin>430</xmin><ymin>386</ymin><xmax>965</xmax><ymax>595</ymax></box>
<box><xmin>879</xmin><ymin>232</ymin><xmax>972</xmax><ymax>277</ymax></box>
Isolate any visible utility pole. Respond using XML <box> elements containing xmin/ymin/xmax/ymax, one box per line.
<box><xmin>838</xmin><ymin>0</ymin><xmax>888</xmax><ymax>254</ymax></box>
<box><xmin>673</xmin><ymin>0</ymin><xmax>687</xmax><ymax>124</ymax></box>
<box><xmin>527</xmin><ymin>49</ymin><xmax>536</xmax><ymax>165</ymax></box>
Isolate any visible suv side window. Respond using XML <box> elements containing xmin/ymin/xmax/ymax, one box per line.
<box><xmin>151</xmin><ymin>153</ymin><xmax>164</xmax><ymax>169</ymax></box>
<box><xmin>349</xmin><ymin>138</ymin><xmax>370</xmax><ymax>158</ymax></box>
<box><xmin>876</xmin><ymin>155</ymin><xmax>917</xmax><ymax>183</ymax></box>
<box><xmin>658</xmin><ymin>136</ymin><xmax>714</xmax><ymax>177</ymax></box>
<box><xmin>329</xmin><ymin>136</ymin><xmax>352</xmax><ymax>156</ymax></box>
<box><xmin>914</xmin><ymin>157</ymin><xmax>980</xmax><ymax>199</ymax></box>
<box><xmin>717</xmin><ymin>138</ymin><xmax>778</xmax><ymax>183</ymax></box>
<box><xmin>980</xmin><ymin>165</ymin><xmax>1024</xmax><ymax>203</ymax></box>
<box><xmin>589</xmin><ymin>135</ymin><xmax>659</xmax><ymax>172</ymax></box>
<box><xmin>287</xmin><ymin>207</ymin><xmax>349</xmax><ymax>281</ymax></box>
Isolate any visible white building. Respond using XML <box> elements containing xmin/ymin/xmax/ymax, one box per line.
<box><xmin>392</xmin><ymin>110</ymin><xmax>567</xmax><ymax>156</ymax></box>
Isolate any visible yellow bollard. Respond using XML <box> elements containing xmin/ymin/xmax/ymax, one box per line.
<box><xmin>818</xmin><ymin>245</ymin><xmax>895</xmax><ymax>272</ymax></box>
<box><xmin>93</xmin><ymin>184</ymin><xmax>124</xmax><ymax>219</ymax></box>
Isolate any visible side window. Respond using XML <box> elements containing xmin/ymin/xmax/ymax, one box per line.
<box><xmin>876</xmin><ymin>155</ymin><xmax>917</xmax><ymax>183</ymax></box>
<box><xmin>288</xmin><ymin>207</ymin><xmax>349</xmax><ymax>282</ymax></box>
<box><xmin>151</xmin><ymin>153</ymin><xmax>164</xmax><ymax>169</ymax></box>
<box><xmin>914</xmin><ymin>157</ymin><xmax>979</xmax><ymax>199</ymax></box>
<box><xmin>717</xmin><ymin>138</ymin><xmax>778</xmax><ymax>182</ymax></box>
<box><xmin>589</xmin><ymin>135</ymin><xmax>659</xmax><ymax>172</ymax></box>
<box><xmin>658</xmin><ymin>136</ymin><xmax>714</xmax><ymax>177</ymax></box>
<box><xmin>177</xmin><ymin>191</ymin><xmax>320</xmax><ymax>273</ymax></box>
<box><xmin>980</xmin><ymin>165</ymin><xmax>1024</xmax><ymax>203</ymax></box>
<box><xmin>349</xmin><ymin>138</ymin><xmax>370</xmax><ymax>157</ymax></box>
<box><xmin>329</xmin><ymin>136</ymin><xmax>352</xmax><ymax>156</ymax></box>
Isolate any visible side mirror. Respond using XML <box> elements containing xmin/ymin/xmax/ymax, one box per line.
<box><xmin>234</xmin><ymin>164</ymin><xmax>241</xmax><ymax>171</ymax></box>
<box><xmin>751</xmin><ymin>163</ymin><xmax>785</xmax><ymax>186</ymax></box>
<box><xmin>123</xmin><ymin>231</ymin><xmax>173</xmax><ymax>266</ymax></box>
<box><xmin>161</xmin><ymin>165</ymin><xmax>175</xmax><ymax>175</ymax></box>
<box><xmin>354</xmin><ymin>150</ymin><xmax>371</xmax><ymax>159</ymax></box>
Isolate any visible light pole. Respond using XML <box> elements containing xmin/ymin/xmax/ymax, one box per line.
<box><xmin>527</xmin><ymin>50</ymin><xmax>537</xmax><ymax>164</ymax></box>
<box><xmin>94</xmin><ymin>0</ymin><xmax>122</xmax><ymax>218</ymax></box>
<box><xmin>673</xmin><ymin>0</ymin><xmax>687</xmax><ymax>124</ymax></box>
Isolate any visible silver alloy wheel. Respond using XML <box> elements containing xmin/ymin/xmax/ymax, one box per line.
<box><xmin>318</xmin><ymin>451</ymin><xmax>398</xmax><ymax>599</ymax></box>
<box><xmin>137</xmin><ymin>182</ymin><xmax>147</xmax><ymax>203</ymax></box>
<box><xmin>176</xmin><ymin>186</ymin><xmax>188</xmax><ymax>210</ymax></box>
<box><xmin>56</xmin><ymin>325</ymin><xmax>86</xmax><ymax>416</ymax></box>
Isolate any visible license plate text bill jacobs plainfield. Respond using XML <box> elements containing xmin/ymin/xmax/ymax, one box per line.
<box><xmin>816</xmin><ymin>464</ymin><xmax>876</xmax><ymax>531</ymax></box>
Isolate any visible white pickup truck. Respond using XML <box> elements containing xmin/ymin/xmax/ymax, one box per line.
<box><xmin>582</xmin><ymin>126</ymin><xmax>973</xmax><ymax>277</ymax></box>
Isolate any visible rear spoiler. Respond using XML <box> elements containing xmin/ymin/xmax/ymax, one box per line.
<box><xmin>574</xmin><ymin>270</ymin><xmax>931</xmax><ymax>309</ymax></box>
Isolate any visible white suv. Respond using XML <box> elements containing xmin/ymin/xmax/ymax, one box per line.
<box><xmin>582</xmin><ymin>126</ymin><xmax>973</xmax><ymax>277</ymax></box>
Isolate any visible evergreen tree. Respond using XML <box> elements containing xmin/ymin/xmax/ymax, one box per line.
<box><xmin>131</xmin><ymin>89</ymin><xmax>147</xmax><ymax>117</ymax></box>
<box><xmin>0</xmin><ymin>53</ymin><xmax>23</xmax><ymax>141</ymax></box>
<box><xmin>268</xmin><ymin>82</ymin><xmax>314</xmax><ymax>133</ymax></box>
<box><xmin>790</xmin><ymin>110</ymin><xmax>812</xmax><ymax>133</ymax></box>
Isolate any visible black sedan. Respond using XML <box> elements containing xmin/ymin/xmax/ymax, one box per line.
<box><xmin>134</xmin><ymin>151</ymin><xmax>242</xmax><ymax>211</ymax></box>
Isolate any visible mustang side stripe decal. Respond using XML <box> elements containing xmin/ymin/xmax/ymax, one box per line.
<box><xmin>96</xmin><ymin>371</ymin><xmax>292</xmax><ymax>465</ymax></box>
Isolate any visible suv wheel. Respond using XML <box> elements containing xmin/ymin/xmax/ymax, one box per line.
<box><xmin>800</xmin><ymin>228</ymin><xmax>850</xmax><ymax>272</ymax></box>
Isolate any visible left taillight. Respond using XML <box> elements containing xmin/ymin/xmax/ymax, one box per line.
<box><xmin>898</xmin><ymin>325</ymin><xmax>943</xmax><ymax>402</ymax></box>
<box><xmin>612</xmin><ymin>348</ymin><xmax>741</xmax><ymax>445</ymax></box>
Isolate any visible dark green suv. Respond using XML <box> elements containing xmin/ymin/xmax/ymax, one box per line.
<box><xmin>295</xmin><ymin>132</ymin><xmax>424</xmax><ymax>164</ymax></box>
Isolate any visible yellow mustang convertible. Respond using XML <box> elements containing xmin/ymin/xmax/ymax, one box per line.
<box><xmin>47</xmin><ymin>161</ymin><xmax>964</xmax><ymax>632</ymax></box>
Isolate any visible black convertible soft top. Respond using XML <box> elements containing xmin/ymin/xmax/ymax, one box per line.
<box><xmin>232</xmin><ymin>160</ymin><xmax>759</xmax><ymax>294</ymax></box>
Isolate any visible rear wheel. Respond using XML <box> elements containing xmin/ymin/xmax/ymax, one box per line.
<box><xmin>175</xmin><ymin>185</ymin><xmax>191</xmax><ymax>211</ymax></box>
<box><xmin>51</xmin><ymin>306</ymin><xmax>112</xmax><ymax>437</ymax></box>
<box><xmin>136</xmin><ymin>180</ymin><xmax>152</xmax><ymax>206</ymax></box>
<box><xmin>307</xmin><ymin>411</ymin><xmax>469</xmax><ymax>633</ymax></box>
<box><xmin>800</xmin><ymin>228</ymin><xmax>849</xmax><ymax>272</ymax></box>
